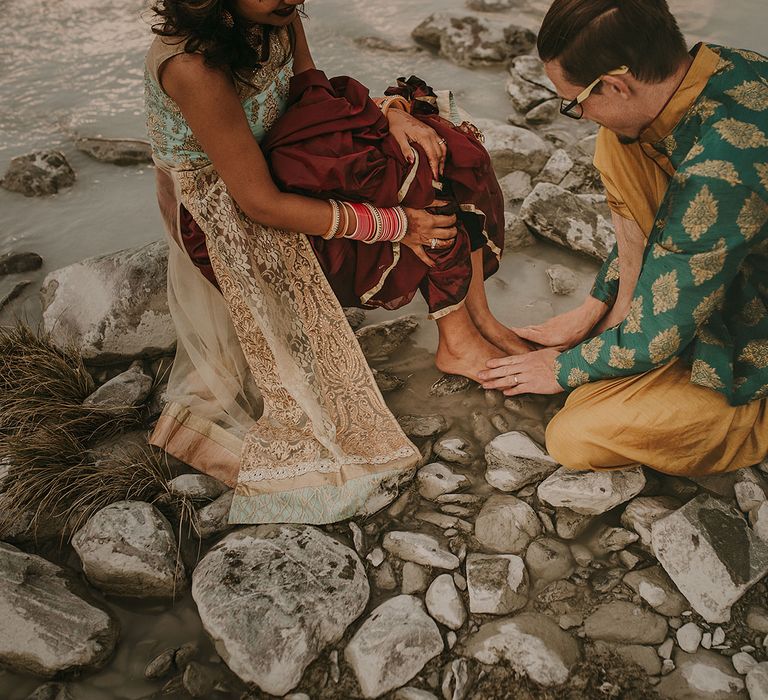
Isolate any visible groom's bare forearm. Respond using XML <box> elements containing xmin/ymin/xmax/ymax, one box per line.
<box><xmin>591</xmin><ymin>212</ymin><xmax>647</xmax><ymax>334</ymax></box>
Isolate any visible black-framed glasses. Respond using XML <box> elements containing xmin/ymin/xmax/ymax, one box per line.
<box><xmin>559</xmin><ymin>66</ymin><xmax>629</xmax><ymax>120</ymax></box>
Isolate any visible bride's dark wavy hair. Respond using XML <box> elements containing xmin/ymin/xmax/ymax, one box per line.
<box><xmin>150</xmin><ymin>1</ymin><xmax>306</xmax><ymax>82</ymax></box>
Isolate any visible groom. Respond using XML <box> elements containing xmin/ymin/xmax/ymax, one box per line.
<box><xmin>479</xmin><ymin>0</ymin><xmax>768</xmax><ymax>476</ymax></box>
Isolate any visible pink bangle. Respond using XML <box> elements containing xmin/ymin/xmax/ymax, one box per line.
<box><xmin>342</xmin><ymin>202</ymin><xmax>408</xmax><ymax>243</ymax></box>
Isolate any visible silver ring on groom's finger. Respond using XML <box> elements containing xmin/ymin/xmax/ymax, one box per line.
<box><xmin>430</xmin><ymin>238</ymin><xmax>438</xmax><ymax>249</ymax></box>
<box><xmin>438</xmin><ymin>138</ymin><xmax>447</xmax><ymax>145</ymax></box>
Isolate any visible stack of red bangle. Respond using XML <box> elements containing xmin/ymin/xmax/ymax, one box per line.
<box><xmin>343</xmin><ymin>202</ymin><xmax>408</xmax><ymax>243</ymax></box>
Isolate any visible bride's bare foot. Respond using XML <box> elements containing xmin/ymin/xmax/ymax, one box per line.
<box><xmin>435</xmin><ymin>334</ymin><xmax>506</xmax><ymax>383</ymax></box>
<box><xmin>474</xmin><ymin>317</ymin><xmax>534</xmax><ymax>355</ymax></box>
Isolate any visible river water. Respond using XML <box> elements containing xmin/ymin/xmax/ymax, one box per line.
<box><xmin>0</xmin><ymin>1</ymin><xmax>766</xmax><ymax>698</ymax></box>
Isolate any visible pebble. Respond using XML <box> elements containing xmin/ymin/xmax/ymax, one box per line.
<box><xmin>465</xmin><ymin>553</ymin><xmax>529</xmax><ymax>615</ymax></box>
<box><xmin>402</xmin><ymin>562</ymin><xmax>430</xmax><ymax>595</ymax></box>
<box><xmin>425</xmin><ymin>574</ymin><xmax>466</xmax><ymax>630</ymax></box>
<box><xmin>433</xmin><ymin>436</ymin><xmax>474</xmax><ymax>465</ymax></box>
<box><xmin>524</xmin><ymin>537</ymin><xmax>575</xmax><ymax>587</ymax></box>
<box><xmin>474</xmin><ymin>494</ymin><xmax>542</xmax><ymax>554</ymax></box>
<box><xmin>484</xmin><ymin>431</ymin><xmax>557</xmax><ymax>492</ymax></box>
<box><xmin>382</xmin><ymin>531</ymin><xmax>460</xmax><ymax>570</ymax></box>
<box><xmin>677</xmin><ymin>622</ymin><xmax>703</xmax><ymax>653</ymax></box>
<box><xmin>367</xmin><ymin>547</ymin><xmax>385</xmax><ymax>567</ymax></box>
<box><xmin>658</xmin><ymin>638</ymin><xmax>675</xmax><ymax>660</ymax></box>
<box><xmin>397</xmin><ymin>414</ymin><xmax>449</xmax><ymax>439</ymax></box>
<box><xmin>702</xmin><ymin>632</ymin><xmax>713</xmax><ymax>649</ymax></box>
<box><xmin>732</xmin><ymin>651</ymin><xmax>758</xmax><ymax>675</ymax></box>
<box><xmin>746</xmin><ymin>662</ymin><xmax>768</xmax><ymax>700</ymax></box>
<box><xmin>713</xmin><ymin>627</ymin><xmax>726</xmax><ymax>646</ymax></box>
<box><xmin>429</xmin><ymin>374</ymin><xmax>474</xmax><ymax>397</ymax></box>
<box><xmin>417</xmin><ymin>462</ymin><xmax>470</xmax><ymax>501</ymax></box>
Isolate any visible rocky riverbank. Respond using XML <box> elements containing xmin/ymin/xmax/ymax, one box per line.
<box><xmin>1</xmin><ymin>5</ymin><xmax>767</xmax><ymax>700</ymax></box>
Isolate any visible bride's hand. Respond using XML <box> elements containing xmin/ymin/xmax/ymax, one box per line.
<box><xmin>386</xmin><ymin>109</ymin><xmax>446</xmax><ymax>179</ymax></box>
<box><xmin>401</xmin><ymin>200</ymin><xmax>457</xmax><ymax>267</ymax></box>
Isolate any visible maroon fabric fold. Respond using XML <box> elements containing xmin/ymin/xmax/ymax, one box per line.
<box><xmin>179</xmin><ymin>69</ymin><xmax>505</xmax><ymax>316</ymax></box>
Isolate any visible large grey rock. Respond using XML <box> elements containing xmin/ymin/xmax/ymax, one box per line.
<box><xmin>621</xmin><ymin>496</ymin><xmax>681</xmax><ymax>548</ymax></box>
<box><xmin>506</xmin><ymin>72</ymin><xmax>554</xmax><ymax>113</ymax></box>
<box><xmin>417</xmin><ymin>462</ymin><xmax>470</xmax><ymax>501</ymax></box>
<box><xmin>510</xmin><ymin>55</ymin><xmax>558</xmax><ymax>94</ymax></box>
<box><xmin>429</xmin><ymin>373</ymin><xmax>474</xmax><ymax>397</ymax></box>
<box><xmin>461</xmin><ymin>613</ymin><xmax>581</xmax><ymax>686</ymax></box>
<box><xmin>41</xmin><ymin>241</ymin><xmax>174</xmax><ymax>363</ymax></box>
<box><xmin>474</xmin><ymin>494</ymin><xmax>542</xmax><ymax>554</ymax></box>
<box><xmin>484</xmin><ymin>431</ymin><xmax>557</xmax><ymax>492</ymax></box>
<box><xmin>192</xmin><ymin>525</ymin><xmax>369</xmax><ymax>696</ymax></box>
<box><xmin>656</xmin><ymin>649</ymin><xmax>747</xmax><ymax>699</ymax></box>
<box><xmin>474</xmin><ymin>120</ymin><xmax>551</xmax><ymax>178</ymax></box>
<box><xmin>504</xmin><ymin>212</ymin><xmax>536</xmax><ymax>250</ymax></box>
<box><xmin>0</xmin><ymin>542</ymin><xmax>118</xmax><ymax>677</ymax></box>
<box><xmin>71</xmin><ymin>501</ymin><xmax>186</xmax><ymax>598</ymax></box>
<box><xmin>499</xmin><ymin>170</ymin><xmax>532</xmax><ymax>204</ymax></box>
<box><xmin>623</xmin><ymin>566</ymin><xmax>689</xmax><ymax>618</ymax></box>
<box><xmin>412</xmin><ymin>13</ymin><xmax>535</xmax><ymax>67</ymax></box>
<box><xmin>536</xmin><ymin>149</ymin><xmax>574</xmax><ymax>186</ymax></box>
<box><xmin>75</xmin><ymin>137</ymin><xmax>152</xmax><ymax>165</ymax></box>
<box><xmin>426</xmin><ymin>573</ymin><xmax>466</xmax><ymax>630</ymax></box>
<box><xmin>345</xmin><ymin>595</ymin><xmax>443</xmax><ymax>698</ymax></box>
<box><xmin>583</xmin><ymin>601</ymin><xmax>667</xmax><ymax>645</ymax></box>
<box><xmin>356</xmin><ymin>315</ymin><xmax>419</xmax><ymax>360</ymax></box>
<box><xmin>82</xmin><ymin>361</ymin><xmax>153</xmax><ymax>409</ymax></box>
<box><xmin>465</xmin><ymin>0</ymin><xmax>518</xmax><ymax>10</ymax></box>
<box><xmin>537</xmin><ymin>466</ymin><xmax>646</xmax><ymax>515</ymax></box>
<box><xmin>521</xmin><ymin>183</ymin><xmax>616</xmax><ymax>260</ymax></box>
<box><xmin>383</xmin><ymin>531</ymin><xmax>460</xmax><ymax>570</ymax></box>
<box><xmin>747</xmin><ymin>663</ymin><xmax>768</xmax><ymax>700</ymax></box>
<box><xmin>652</xmin><ymin>494</ymin><xmax>768</xmax><ymax>623</ymax></box>
<box><xmin>1</xmin><ymin>150</ymin><xmax>75</xmax><ymax>196</ymax></box>
<box><xmin>466</xmin><ymin>553</ymin><xmax>529</xmax><ymax>615</ymax></box>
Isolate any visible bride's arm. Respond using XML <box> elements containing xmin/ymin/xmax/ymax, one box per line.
<box><xmin>291</xmin><ymin>14</ymin><xmax>315</xmax><ymax>74</ymax></box>
<box><xmin>162</xmin><ymin>52</ymin><xmax>330</xmax><ymax>234</ymax></box>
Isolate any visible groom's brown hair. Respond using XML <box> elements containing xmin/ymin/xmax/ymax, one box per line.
<box><xmin>537</xmin><ymin>0</ymin><xmax>689</xmax><ymax>86</ymax></box>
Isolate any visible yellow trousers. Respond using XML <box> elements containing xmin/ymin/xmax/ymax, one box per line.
<box><xmin>545</xmin><ymin>358</ymin><xmax>768</xmax><ymax>476</ymax></box>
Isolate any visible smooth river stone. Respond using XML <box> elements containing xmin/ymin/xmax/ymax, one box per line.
<box><xmin>656</xmin><ymin>648</ymin><xmax>747</xmax><ymax>699</ymax></box>
<box><xmin>474</xmin><ymin>494</ymin><xmax>542</xmax><ymax>554</ymax></box>
<box><xmin>484</xmin><ymin>431</ymin><xmax>558</xmax><ymax>492</ymax></box>
<box><xmin>652</xmin><ymin>494</ymin><xmax>768</xmax><ymax>623</ymax></box>
<box><xmin>583</xmin><ymin>601</ymin><xmax>667</xmax><ymax>645</ymax></box>
<box><xmin>345</xmin><ymin>595</ymin><xmax>443</xmax><ymax>698</ymax></box>
<box><xmin>417</xmin><ymin>462</ymin><xmax>470</xmax><ymax>501</ymax></box>
<box><xmin>537</xmin><ymin>466</ymin><xmax>646</xmax><ymax>515</ymax></box>
<box><xmin>466</xmin><ymin>553</ymin><xmax>529</xmax><ymax>615</ymax></box>
<box><xmin>461</xmin><ymin>612</ymin><xmax>581</xmax><ymax>686</ymax></box>
<box><xmin>383</xmin><ymin>531</ymin><xmax>460</xmax><ymax>570</ymax></box>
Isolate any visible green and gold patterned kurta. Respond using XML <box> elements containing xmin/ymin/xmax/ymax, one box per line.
<box><xmin>558</xmin><ymin>44</ymin><xmax>768</xmax><ymax>406</ymax></box>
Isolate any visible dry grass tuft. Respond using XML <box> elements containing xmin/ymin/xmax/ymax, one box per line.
<box><xmin>0</xmin><ymin>323</ymin><xmax>199</xmax><ymax>567</ymax></box>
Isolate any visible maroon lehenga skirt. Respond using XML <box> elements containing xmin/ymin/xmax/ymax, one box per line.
<box><xmin>179</xmin><ymin>70</ymin><xmax>505</xmax><ymax>319</ymax></box>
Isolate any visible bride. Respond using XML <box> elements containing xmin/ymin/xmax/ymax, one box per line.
<box><xmin>144</xmin><ymin>0</ymin><xmax>525</xmax><ymax>524</ymax></box>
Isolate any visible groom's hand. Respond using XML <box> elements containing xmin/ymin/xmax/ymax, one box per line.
<box><xmin>513</xmin><ymin>297</ymin><xmax>609</xmax><ymax>350</ymax></box>
<box><xmin>478</xmin><ymin>348</ymin><xmax>564</xmax><ymax>396</ymax></box>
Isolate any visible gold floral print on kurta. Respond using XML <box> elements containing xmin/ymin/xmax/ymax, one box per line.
<box><xmin>691</xmin><ymin>359</ymin><xmax>725</xmax><ymax>389</ymax></box>
<box><xmin>605</xmin><ymin>256</ymin><xmax>620</xmax><ymax>281</ymax></box>
<box><xmin>733</xmin><ymin>49</ymin><xmax>768</xmax><ymax>64</ymax></box>
<box><xmin>625</xmin><ymin>297</ymin><xmax>644</xmax><ymax>333</ymax></box>
<box><xmin>756</xmin><ymin>164</ymin><xmax>768</xmax><ymax>191</ymax></box>
<box><xmin>713</xmin><ymin>118</ymin><xmax>768</xmax><ymax>149</ymax></box>
<box><xmin>683</xmin><ymin>185</ymin><xmax>719</xmax><ymax>239</ymax></box>
<box><xmin>725</xmin><ymin>81</ymin><xmax>768</xmax><ymax>111</ymax></box>
<box><xmin>652</xmin><ymin>270</ymin><xmax>680</xmax><ymax>315</ymax></box>
<box><xmin>683</xmin><ymin>160</ymin><xmax>742</xmax><ymax>186</ymax></box>
<box><xmin>741</xmin><ymin>298</ymin><xmax>765</xmax><ymax>326</ymax></box>
<box><xmin>608</xmin><ymin>346</ymin><xmax>636</xmax><ymax>369</ymax></box>
<box><xmin>689</xmin><ymin>239</ymin><xmax>728</xmax><ymax>285</ymax></box>
<box><xmin>739</xmin><ymin>340</ymin><xmax>768</xmax><ymax>368</ymax></box>
<box><xmin>737</xmin><ymin>193</ymin><xmax>768</xmax><ymax>239</ymax></box>
<box><xmin>693</xmin><ymin>285</ymin><xmax>726</xmax><ymax>326</ymax></box>
<box><xmin>567</xmin><ymin>368</ymin><xmax>590</xmax><ymax>388</ymax></box>
<box><xmin>581</xmin><ymin>337</ymin><xmax>604</xmax><ymax>364</ymax></box>
<box><xmin>648</xmin><ymin>326</ymin><xmax>682</xmax><ymax>364</ymax></box>
<box><xmin>688</xmin><ymin>98</ymin><xmax>722</xmax><ymax>121</ymax></box>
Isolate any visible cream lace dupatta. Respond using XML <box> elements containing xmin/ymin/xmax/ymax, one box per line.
<box><xmin>150</xmin><ymin>159</ymin><xmax>420</xmax><ymax>524</ymax></box>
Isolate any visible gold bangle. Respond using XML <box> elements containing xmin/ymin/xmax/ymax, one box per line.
<box><xmin>322</xmin><ymin>199</ymin><xmax>340</xmax><ymax>240</ymax></box>
<box><xmin>380</xmin><ymin>95</ymin><xmax>411</xmax><ymax>118</ymax></box>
